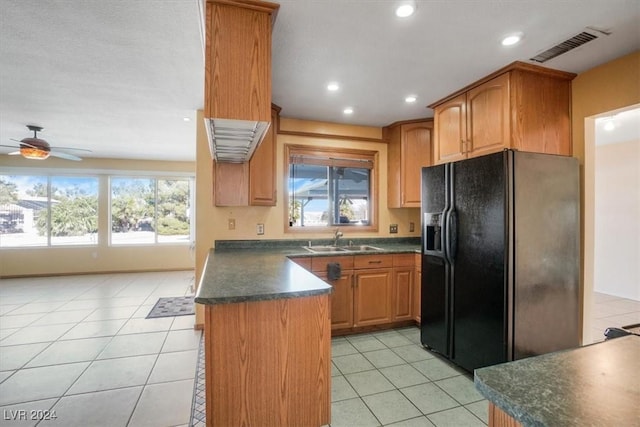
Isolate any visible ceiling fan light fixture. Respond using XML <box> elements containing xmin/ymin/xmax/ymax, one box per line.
<box><xmin>20</xmin><ymin>146</ymin><xmax>50</xmax><ymax>159</ymax></box>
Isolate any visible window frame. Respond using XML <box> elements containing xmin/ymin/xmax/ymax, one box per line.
<box><xmin>108</xmin><ymin>175</ymin><xmax>194</xmax><ymax>247</ymax></box>
<box><xmin>0</xmin><ymin>173</ymin><xmax>100</xmax><ymax>248</ymax></box>
<box><xmin>284</xmin><ymin>144</ymin><xmax>379</xmax><ymax>233</ymax></box>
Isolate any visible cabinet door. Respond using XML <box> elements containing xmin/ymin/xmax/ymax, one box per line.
<box><xmin>467</xmin><ymin>73</ymin><xmax>510</xmax><ymax>158</ymax></box>
<box><xmin>249</xmin><ymin>107</ymin><xmax>278</xmax><ymax>205</ymax></box>
<box><xmin>353</xmin><ymin>268</ymin><xmax>393</xmax><ymax>327</ymax></box>
<box><xmin>414</xmin><ymin>266</ymin><xmax>421</xmax><ymax>323</ymax></box>
<box><xmin>434</xmin><ymin>94</ymin><xmax>467</xmax><ymax>164</ymax></box>
<box><xmin>318</xmin><ymin>272</ymin><xmax>354</xmax><ymax>330</ymax></box>
<box><xmin>393</xmin><ymin>268</ymin><xmax>413</xmax><ymax>321</ymax></box>
<box><xmin>401</xmin><ymin>123</ymin><xmax>433</xmax><ymax>207</ymax></box>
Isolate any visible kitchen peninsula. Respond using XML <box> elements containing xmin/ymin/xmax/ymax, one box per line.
<box><xmin>474</xmin><ymin>335</ymin><xmax>640</xmax><ymax>427</ymax></box>
<box><xmin>195</xmin><ymin>248</ymin><xmax>332</xmax><ymax>426</ymax></box>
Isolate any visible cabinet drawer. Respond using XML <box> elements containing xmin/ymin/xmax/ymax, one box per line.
<box><xmin>393</xmin><ymin>254</ymin><xmax>415</xmax><ymax>267</ymax></box>
<box><xmin>311</xmin><ymin>256</ymin><xmax>354</xmax><ymax>273</ymax></box>
<box><xmin>354</xmin><ymin>254</ymin><xmax>393</xmax><ymax>269</ymax></box>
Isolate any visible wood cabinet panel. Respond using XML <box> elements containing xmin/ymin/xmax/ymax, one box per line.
<box><xmin>488</xmin><ymin>403</ymin><xmax>523</xmax><ymax>427</ymax></box>
<box><xmin>204</xmin><ymin>1</ymin><xmax>276</xmax><ymax>122</ymax></box>
<box><xmin>318</xmin><ymin>271</ymin><xmax>354</xmax><ymax>330</ymax></box>
<box><xmin>353</xmin><ymin>268</ymin><xmax>393</xmax><ymax>326</ymax></box>
<box><xmin>393</xmin><ymin>253</ymin><xmax>416</xmax><ymax>268</ymax></box>
<box><xmin>510</xmin><ymin>70</ymin><xmax>572</xmax><ymax>156</ymax></box>
<box><xmin>434</xmin><ymin>94</ymin><xmax>467</xmax><ymax>164</ymax></box>
<box><xmin>414</xmin><ymin>254</ymin><xmax>422</xmax><ymax>323</ymax></box>
<box><xmin>249</xmin><ymin>107</ymin><xmax>279</xmax><ymax>205</ymax></box>
<box><xmin>353</xmin><ymin>254</ymin><xmax>393</xmax><ymax>269</ymax></box>
<box><xmin>467</xmin><ymin>73</ymin><xmax>510</xmax><ymax>158</ymax></box>
<box><xmin>205</xmin><ymin>295</ymin><xmax>330</xmax><ymax>426</ymax></box>
<box><xmin>387</xmin><ymin>121</ymin><xmax>433</xmax><ymax>208</ymax></box>
<box><xmin>311</xmin><ymin>255</ymin><xmax>354</xmax><ymax>273</ymax></box>
<box><xmin>431</xmin><ymin>61</ymin><xmax>575</xmax><ymax>165</ymax></box>
<box><xmin>393</xmin><ymin>268</ymin><xmax>413</xmax><ymax>321</ymax></box>
<box><xmin>214</xmin><ymin>162</ymin><xmax>248</xmax><ymax>206</ymax></box>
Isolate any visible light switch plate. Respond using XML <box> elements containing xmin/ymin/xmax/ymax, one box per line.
<box><xmin>228</xmin><ymin>219</ymin><xmax>236</xmax><ymax>230</ymax></box>
<box><xmin>390</xmin><ymin>224</ymin><xmax>398</xmax><ymax>234</ymax></box>
<box><xmin>257</xmin><ymin>223</ymin><xmax>264</xmax><ymax>235</ymax></box>
<box><xmin>409</xmin><ymin>222</ymin><xmax>415</xmax><ymax>232</ymax></box>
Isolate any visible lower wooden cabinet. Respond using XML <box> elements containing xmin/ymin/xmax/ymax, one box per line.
<box><xmin>318</xmin><ymin>271</ymin><xmax>354</xmax><ymax>330</ymax></box>
<box><xmin>393</xmin><ymin>267</ymin><xmax>414</xmax><ymax>321</ymax></box>
<box><xmin>353</xmin><ymin>268</ymin><xmax>393</xmax><ymax>326</ymax></box>
<box><xmin>292</xmin><ymin>252</ymin><xmax>420</xmax><ymax>332</ymax></box>
<box><xmin>414</xmin><ymin>253</ymin><xmax>422</xmax><ymax>323</ymax></box>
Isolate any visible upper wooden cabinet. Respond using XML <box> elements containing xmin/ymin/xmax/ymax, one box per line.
<box><xmin>204</xmin><ymin>0</ymin><xmax>278</xmax><ymax>122</ymax></box>
<box><xmin>214</xmin><ymin>105</ymin><xmax>280</xmax><ymax>206</ymax></box>
<box><xmin>430</xmin><ymin>62</ymin><xmax>576</xmax><ymax>165</ymax></box>
<box><xmin>385</xmin><ymin>120</ymin><xmax>433</xmax><ymax>208</ymax></box>
<box><xmin>249</xmin><ymin>106</ymin><xmax>280</xmax><ymax>205</ymax></box>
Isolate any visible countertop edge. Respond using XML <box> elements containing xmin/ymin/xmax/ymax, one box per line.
<box><xmin>195</xmin><ymin>286</ymin><xmax>332</xmax><ymax>305</ymax></box>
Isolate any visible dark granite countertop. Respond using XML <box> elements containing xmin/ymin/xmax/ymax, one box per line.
<box><xmin>474</xmin><ymin>335</ymin><xmax>640</xmax><ymax>426</ymax></box>
<box><xmin>195</xmin><ymin>238</ymin><xmax>420</xmax><ymax>305</ymax></box>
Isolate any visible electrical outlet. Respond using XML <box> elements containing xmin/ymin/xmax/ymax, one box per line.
<box><xmin>409</xmin><ymin>222</ymin><xmax>415</xmax><ymax>232</ymax></box>
<box><xmin>257</xmin><ymin>223</ymin><xmax>264</xmax><ymax>235</ymax></box>
<box><xmin>228</xmin><ymin>218</ymin><xmax>236</xmax><ymax>230</ymax></box>
<box><xmin>390</xmin><ymin>224</ymin><xmax>398</xmax><ymax>234</ymax></box>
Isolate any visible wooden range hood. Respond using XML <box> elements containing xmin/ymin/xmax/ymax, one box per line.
<box><xmin>204</xmin><ymin>0</ymin><xmax>279</xmax><ymax>163</ymax></box>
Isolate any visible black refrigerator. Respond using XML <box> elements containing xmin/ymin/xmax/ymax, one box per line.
<box><xmin>420</xmin><ymin>149</ymin><xmax>580</xmax><ymax>372</ymax></box>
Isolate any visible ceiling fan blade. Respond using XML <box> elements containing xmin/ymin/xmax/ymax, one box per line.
<box><xmin>0</xmin><ymin>144</ymin><xmax>20</xmax><ymax>148</ymax></box>
<box><xmin>50</xmin><ymin>146</ymin><xmax>93</xmax><ymax>153</ymax></box>
<box><xmin>49</xmin><ymin>151</ymin><xmax>82</xmax><ymax>161</ymax></box>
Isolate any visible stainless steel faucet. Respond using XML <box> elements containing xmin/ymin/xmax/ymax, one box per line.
<box><xmin>333</xmin><ymin>228</ymin><xmax>344</xmax><ymax>246</ymax></box>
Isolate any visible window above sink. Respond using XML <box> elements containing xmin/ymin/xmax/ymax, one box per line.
<box><xmin>285</xmin><ymin>144</ymin><xmax>379</xmax><ymax>234</ymax></box>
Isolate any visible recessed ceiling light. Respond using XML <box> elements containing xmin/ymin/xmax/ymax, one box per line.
<box><xmin>405</xmin><ymin>95</ymin><xmax>417</xmax><ymax>103</ymax></box>
<box><xmin>343</xmin><ymin>107</ymin><xmax>354</xmax><ymax>115</ymax></box>
<box><xmin>395</xmin><ymin>1</ymin><xmax>415</xmax><ymax>17</ymax></box>
<box><xmin>183</xmin><ymin>117</ymin><xmax>191</xmax><ymax>122</ymax></box>
<box><xmin>327</xmin><ymin>82</ymin><xmax>340</xmax><ymax>91</ymax></box>
<box><xmin>502</xmin><ymin>33</ymin><xmax>523</xmax><ymax>46</ymax></box>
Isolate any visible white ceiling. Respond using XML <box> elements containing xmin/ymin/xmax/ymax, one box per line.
<box><xmin>1</xmin><ymin>0</ymin><xmax>639</xmax><ymax>162</ymax></box>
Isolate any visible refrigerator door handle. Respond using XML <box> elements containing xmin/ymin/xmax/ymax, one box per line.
<box><xmin>446</xmin><ymin>210</ymin><xmax>458</xmax><ymax>262</ymax></box>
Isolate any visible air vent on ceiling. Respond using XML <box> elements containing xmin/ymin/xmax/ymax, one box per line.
<box><xmin>530</xmin><ymin>27</ymin><xmax>610</xmax><ymax>63</ymax></box>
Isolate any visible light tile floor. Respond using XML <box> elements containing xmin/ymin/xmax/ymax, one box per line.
<box><xmin>0</xmin><ymin>271</ymin><xmax>198</xmax><ymax>427</ymax></box>
<box><xmin>3</xmin><ymin>272</ymin><xmax>636</xmax><ymax>426</ymax></box>
<box><xmin>591</xmin><ymin>291</ymin><xmax>640</xmax><ymax>343</ymax></box>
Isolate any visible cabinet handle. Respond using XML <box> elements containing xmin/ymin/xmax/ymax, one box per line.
<box><xmin>368</xmin><ymin>260</ymin><xmax>382</xmax><ymax>264</ymax></box>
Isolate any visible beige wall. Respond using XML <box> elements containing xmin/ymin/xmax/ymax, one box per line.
<box><xmin>572</xmin><ymin>50</ymin><xmax>640</xmax><ymax>343</ymax></box>
<box><xmin>194</xmin><ymin>111</ymin><xmax>421</xmax><ymax>323</ymax></box>
<box><xmin>0</xmin><ymin>156</ymin><xmax>195</xmax><ymax>277</ymax></box>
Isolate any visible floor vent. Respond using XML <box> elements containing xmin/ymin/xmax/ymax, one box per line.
<box><xmin>530</xmin><ymin>28</ymin><xmax>608</xmax><ymax>63</ymax></box>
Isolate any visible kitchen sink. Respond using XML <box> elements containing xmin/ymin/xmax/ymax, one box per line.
<box><xmin>302</xmin><ymin>246</ymin><xmax>348</xmax><ymax>253</ymax></box>
<box><xmin>342</xmin><ymin>245</ymin><xmax>383</xmax><ymax>252</ymax></box>
<box><xmin>302</xmin><ymin>245</ymin><xmax>383</xmax><ymax>253</ymax></box>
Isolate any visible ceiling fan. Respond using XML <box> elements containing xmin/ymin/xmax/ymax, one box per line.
<box><xmin>1</xmin><ymin>125</ymin><xmax>92</xmax><ymax>161</ymax></box>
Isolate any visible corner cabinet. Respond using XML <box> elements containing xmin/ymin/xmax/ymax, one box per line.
<box><xmin>386</xmin><ymin>120</ymin><xmax>433</xmax><ymax>208</ymax></box>
<box><xmin>430</xmin><ymin>61</ymin><xmax>576</xmax><ymax>165</ymax></box>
